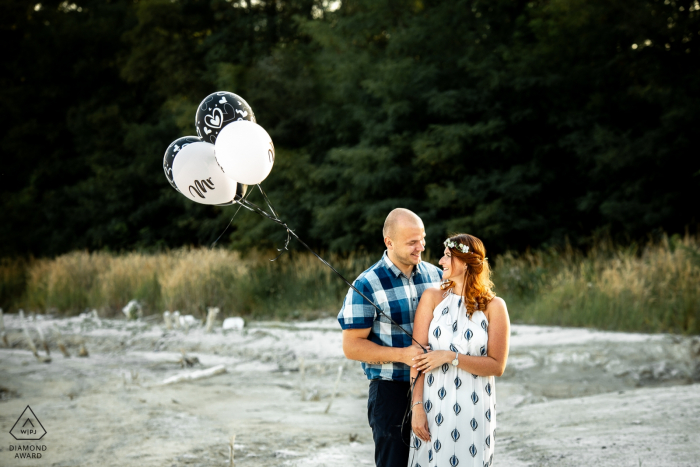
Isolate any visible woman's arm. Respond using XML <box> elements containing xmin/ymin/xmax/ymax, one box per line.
<box><xmin>410</xmin><ymin>288</ymin><xmax>439</xmax><ymax>401</ymax></box>
<box><xmin>412</xmin><ymin>297</ymin><xmax>511</xmax><ymax>377</ymax></box>
<box><xmin>410</xmin><ymin>287</ymin><xmax>441</xmax><ymax>442</ymax></box>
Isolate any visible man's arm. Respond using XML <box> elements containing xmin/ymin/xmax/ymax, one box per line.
<box><xmin>342</xmin><ymin>328</ymin><xmax>420</xmax><ymax>366</ymax></box>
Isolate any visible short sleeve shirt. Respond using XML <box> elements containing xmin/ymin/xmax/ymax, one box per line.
<box><xmin>337</xmin><ymin>251</ymin><xmax>443</xmax><ymax>382</ymax></box>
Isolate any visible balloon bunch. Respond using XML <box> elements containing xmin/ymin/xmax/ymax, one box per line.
<box><xmin>160</xmin><ymin>91</ymin><xmax>427</xmax><ymax>353</ymax></box>
<box><xmin>163</xmin><ymin>91</ymin><xmax>274</xmax><ymax>205</ymax></box>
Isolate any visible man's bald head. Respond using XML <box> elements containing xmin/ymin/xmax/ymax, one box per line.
<box><xmin>383</xmin><ymin>208</ymin><xmax>423</xmax><ymax>240</ymax></box>
<box><xmin>383</xmin><ymin>208</ymin><xmax>426</xmax><ymax>272</ymax></box>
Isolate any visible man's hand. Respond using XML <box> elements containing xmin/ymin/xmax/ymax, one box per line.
<box><xmin>342</xmin><ymin>328</ymin><xmax>425</xmax><ymax>365</ymax></box>
<box><xmin>398</xmin><ymin>344</ymin><xmax>426</xmax><ymax>366</ymax></box>
<box><xmin>363</xmin><ymin>345</ymin><xmax>423</xmax><ymax>365</ymax></box>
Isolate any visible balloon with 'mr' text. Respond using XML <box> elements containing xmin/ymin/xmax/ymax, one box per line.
<box><xmin>215</xmin><ymin>120</ymin><xmax>275</xmax><ymax>185</ymax></box>
<box><xmin>216</xmin><ymin>183</ymin><xmax>249</xmax><ymax>206</ymax></box>
<box><xmin>171</xmin><ymin>141</ymin><xmax>243</xmax><ymax>205</ymax></box>
<box><xmin>196</xmin><ymin>91</ymin><xmax>255</xmax><ymax>144</ymax></box>
<box><xmin>163</xmin><ymin>136</ymin><xmax>202</xmax><ymax>192</ymax></box>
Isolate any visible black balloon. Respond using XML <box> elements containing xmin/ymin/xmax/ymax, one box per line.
<box><xmin>195</xmin><ymin>91</ymin><xmax>255</xmax><ymax>144</ymax></box>
<box><xmin>163</xmin><ymin>136</ymin><xmax>202</xmax><ymax>192</ymax></box>
<box><xmin>216</xmin><ymin>183</ymin><xmax>248</xmax><ymax>206</ymax></box>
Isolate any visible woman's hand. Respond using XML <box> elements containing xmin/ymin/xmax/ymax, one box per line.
<box><xmin>411</xmin><ymin>404</ymin><xmax>430</xmax><ymax>442</ymax></box>
<box><xmin>412</xmin><ymin>350</ymin><xmax>452</xmax><ymax>372</ymax></box>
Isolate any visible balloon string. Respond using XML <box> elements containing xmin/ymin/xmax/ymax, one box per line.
<box><xmin>209</xmin><ymin>189</ymin><xmax>254</xmax><ymax>249</ymax></box>
<box><xmin>257</xmin><ymin>184</ymin><xmax>280</xmax><ymax>219</ymax></box>
<box><xmin>240</xmin><ymin>188</ymin><xmax>428</xmax><ymax>353</ymax></box>
<box><xmin>255</xmin><ymin>185</ymin><xmax>290</xmax><ymax>261</ymax></box>
<box><xmin>403</xmin><ymin>369</ymin><xmax>427</xmax><ymax>452</ymax></box>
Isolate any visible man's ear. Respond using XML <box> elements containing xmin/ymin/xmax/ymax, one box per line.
<box><xmin>384</xmin><ymin>236</ymin><xmax>393</xmax><ymax>250</ymax></box>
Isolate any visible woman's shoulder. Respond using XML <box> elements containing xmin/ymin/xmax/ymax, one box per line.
<box><xmin>484</xmin><ymin>296</ymin><xmax>507</xmax><ymax>319</ymax></box>
<box><xmin>421</xmin><ymin>287</ymin><xmax>444</xmax><ymax>306</ymax></box>
<box><xmin>417</xmin><ymin>287</ymin><xmax>445</xmax><ymax>311</ymax></box>
<box><xmin>488</xmin><ymin>296</ymin><xmax>506</xmax><ymax>308</ymax></box>
<box><xmin>422</xmin><ymin>287</ymin><xmax>444</xmax><ymax>300</ymax></box>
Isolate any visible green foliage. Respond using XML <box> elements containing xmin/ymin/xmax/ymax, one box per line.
<box><xmin>1</xmin><ymin>0</ymin><xmax>699</xmax><ymax>259</ymax></box>
<box><xmin>0</xmin><ymin>258</ymin><xmax>28</xmax><ymax>312</ymax></box>
<box><xmin>300</xmin><ymin>0</ymin><xmax>700</xmax><ymax>253</ymax></box>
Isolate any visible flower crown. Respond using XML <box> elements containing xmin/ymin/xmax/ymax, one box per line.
<box><xmin>444</xmin><ymin>238</ymin><xmax>470</xmax><ymax>254</ymax></box>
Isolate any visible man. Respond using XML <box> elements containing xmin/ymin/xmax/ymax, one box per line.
<box><xmin>337</xmin><ymin>208</ymin><xmax>443</xmax><ymax>467</ymax></box>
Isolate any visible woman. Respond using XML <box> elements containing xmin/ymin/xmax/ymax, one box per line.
<box><xmin>408</xmin><ymin>234</ymin><xmax>510</xmax><ymax>467</ymax></box>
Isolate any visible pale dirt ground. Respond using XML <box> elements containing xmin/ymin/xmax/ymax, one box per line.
<box><xmin>1</xmin><ymin>313</ymin><xmax>699</xmax><ymax>467</ymax></box>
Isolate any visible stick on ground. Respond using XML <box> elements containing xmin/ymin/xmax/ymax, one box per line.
<box><xmin>0</xmin><ymin>308</ymin><xmax>7</xmax><ymax>347</ymax></box>
<box><xmin>22</xmin><ymin>325</ymin><xmax>38</xmax><ymax>358</ymax></box>
<box><xmin>53</xmin><ymin>326</ymin><xmax>71</xmax><ymax>357</ymax></box>
<box><xmin>20</xmin><ymin>312</ymin><xmax>50</xmax><ymax>363</ymax></box>
<box><xmin>19</xmin><ymin>310</ymin><xmax>38</xmax><ymax>357</ymax></box>
<box><xmin>35</xmin><ymin>324</ymin><xmax>50</xmax><ymax>356</ymax></box>
<box><xmin>299</xmin><ymin>358</ymin><xmax>306</xmax><ymax>401</ymax></box>
<box><xmin>324</xmin><ymin>365</ymin><xmax>344</xmax><ymax>414</ymax></box>
<box><xmin>156</xmin><ymin>364</ymin><xmax>227</xmax><ymax>386</ymax></box>
<box><xmin>205</xmin><ymin>307</ymin><xmax>219</xmax><ymax>333</ymax></box>
<box><xmin>91</xmin><ymin>309</ymin><xmax>102</xmax><ymax>326</ymax></box>
<box><xmin>229</xmin><ymin>434</ymin><xmax>236</xmax><ymax>467</ymax></box>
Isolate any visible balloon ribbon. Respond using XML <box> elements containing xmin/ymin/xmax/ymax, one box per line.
<box><xmin>209</xmin><ymin>189</ymin><xmax>254</xmax><ymax>249</ymax></box>
<box><xmin>238</xmin><ymin>185</ymin><xmax>429</xmax><ymax>353</ymax></box>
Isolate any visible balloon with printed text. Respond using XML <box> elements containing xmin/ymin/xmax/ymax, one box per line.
<box><xmin>171</xmin><ymin>141</ymin><xmax>244</xmax><ymax>205</ymax></box>
<box><xmin>216</xmin><ymin>183</ymin><xmax>249</xmax><ymax>206</ymax></box>
<box><xmin>163</xmin><ymin>136</ymin><xmax>202</xmax><ymax>192</ymax></box>
<box><xmin>195</xmin><ymin>91</ymin><xmax>255</xmax><ymax>144</ymax></box>
<box><xmin>215</xmin><ymin>120</ymin><xmax>275</xmax><ymax>185</ymax></box>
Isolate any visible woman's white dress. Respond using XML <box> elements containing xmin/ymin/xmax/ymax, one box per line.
<box><xmin>409</xmin><ymin>292</ymin><xmax>496</xmax><ymax>467</ymax></box>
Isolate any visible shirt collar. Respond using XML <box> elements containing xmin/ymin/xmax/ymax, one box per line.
<box><xmin>382</xmin><ymin>251</ymin><xmax>421</xmax><ymax>278</ymax></box>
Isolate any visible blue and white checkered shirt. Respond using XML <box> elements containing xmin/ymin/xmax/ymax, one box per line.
<box><xmin>337</xmin><ymin>251</ymin><xmax>443</xmax><ymax>382</ymax></box>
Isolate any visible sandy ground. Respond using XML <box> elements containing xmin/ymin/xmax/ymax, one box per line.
<box><xmin>0</xmin><ymin>312</ymin><xmax>699</xmax><ymax>467</ymax></box>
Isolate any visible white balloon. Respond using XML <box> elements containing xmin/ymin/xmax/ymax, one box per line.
<box><xmin>172</xmin><ymin>142</ymin><xmax>240</xmax><ymax>205</ymax></box>
<box><xmin>214</xmin><ymin>120</ymin><xmax>275</xmax><ymax>185</ymax></box>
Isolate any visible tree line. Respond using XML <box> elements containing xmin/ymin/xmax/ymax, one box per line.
<box><xmin>2</xmin><ymin>0</ymin><xmax>699</xmax><ymax>258</ymax></box>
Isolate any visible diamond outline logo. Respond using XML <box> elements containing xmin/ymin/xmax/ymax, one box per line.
<box><xmin>10</xmin><ymin>405</ymin><xmax>47</xmax><ymax>441</ymax></box>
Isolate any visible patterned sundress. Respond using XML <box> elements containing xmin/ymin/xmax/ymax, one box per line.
<box><xmin>409</xmin><ymin>291</ymin><xmax>496</xmax><ymax>467</ymax></box>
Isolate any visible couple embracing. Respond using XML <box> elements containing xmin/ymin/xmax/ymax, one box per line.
<box><xmin>338</xmin><ymin>208</ymin><xmax>510</xmax><ymax>467</ymax></box>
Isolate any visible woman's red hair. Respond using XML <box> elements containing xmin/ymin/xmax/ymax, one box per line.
<box><xmin>440</xmin><ymin>233</ymin><xmax>495</xmax><ymax>313</ymax></box>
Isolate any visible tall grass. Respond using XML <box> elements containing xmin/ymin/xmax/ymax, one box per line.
<box><xmin>8</xmin><ymin>249</ymin><xmax>375</xmax><ymax>319</ymax></box>
<box><xmin>493</xmin><ymin>234</ymin><xmax>700</xmax><ymax>334</ymax></box>
<box><xmin>0</xmin><ymin>258</ymin><xmax>28</xmax><ymax>312</ymax></box>
<box><xmin>1</xmin><ymin>235</ymin><xmax>698</xmax><ymax>333</ymax></box>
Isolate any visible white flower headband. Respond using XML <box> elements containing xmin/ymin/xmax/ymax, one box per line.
<box><xmin>444</xmin><ymin>238</ymin><xmax>470</xmax><ymax>254</ymax></box>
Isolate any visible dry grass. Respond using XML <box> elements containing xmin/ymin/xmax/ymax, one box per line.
<box><xmin>25</xmin><ymin>252</ymin><xmax>111</xmax><ymax>313</ymax></box>
<box><xmin>1</xmin><ymin>235</ymin><xmax>698</xmax><ymax>333</ymax></box>
<box><xmin>159</xmin><ymin>249</ymin><xmax>244</xmax><ymax>318</ymax></box>
<box><xmin>494</xmin><ymin>234</ymin><xmax>700</xmax><ymax>334</ymax></box>
<box><xmin>6</xmin><ymin>248</ymin><xmax>374</xmax><ymax>319</ymax></box>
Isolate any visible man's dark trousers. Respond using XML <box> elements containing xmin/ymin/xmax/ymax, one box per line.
<box><xmin>367</xmin><ymin>379</ymin><xmax>411</xmax><ymax>467</ymax></box>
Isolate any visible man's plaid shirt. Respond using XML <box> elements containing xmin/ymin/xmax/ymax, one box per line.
<box><xmin>337</xmin><ymin>251</ymin><xmax>443</xmax><ymax>382</ymax></box>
